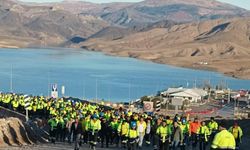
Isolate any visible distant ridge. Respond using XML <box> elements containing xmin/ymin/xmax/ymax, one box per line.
<box><xmin>0</xmin><ymin>0</ymin><xmax>109</xmax><ymax>47</ymax></box>
<box><xmin>19</xmin><ymin>0</ymin><xmax>250</xmax><ymax>26</ymax></box>
<box><xmin>79</xmin><ymin>17</ymin><xmax>250</xmax><ymax>79</ymax></box>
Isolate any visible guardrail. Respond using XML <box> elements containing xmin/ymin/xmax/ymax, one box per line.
<box><xmin>0</xmin><ymin>106</ymin><xmax>26</xmax><ymax>122</ymax></box>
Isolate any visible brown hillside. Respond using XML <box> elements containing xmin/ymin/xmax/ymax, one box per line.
<box><xmin>0</xmin><ymin>0</ymin><xmax>109</xmax><ymax>47</ymax></box>
<box><xmin>80</xmin><ymin>18</ymin><xmax>250</xmax><ymax>79</ymax></box>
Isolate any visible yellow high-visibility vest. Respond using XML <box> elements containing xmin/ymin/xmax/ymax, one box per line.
<box><xmin>211</xmin><ymin>130</ymin><xmax>236</xmax><ymax>149</ymax></box>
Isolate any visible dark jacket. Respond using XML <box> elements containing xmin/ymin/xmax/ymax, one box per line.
<box><xmin>71</xmin><ymin>121</ymin><xmax>83</xmax><ymax>135</ymax></box>
<box><xmin>100</xmin><ymin>120</ymin><xmax>111</xmax><ymax>135</ymax></box>
<box><xmin>151</xmin><ymin>122</ymin><xmax>159</xmax><ymax>135</ymax></box>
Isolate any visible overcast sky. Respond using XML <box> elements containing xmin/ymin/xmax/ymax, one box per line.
<box><xmin>19</xmin><ymin>0</ymin><xmax>250</xmax><ymax>10</ymax></box>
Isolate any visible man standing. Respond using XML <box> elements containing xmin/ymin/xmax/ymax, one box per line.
<box><xmin>127</xmin><ymin>121</ymin><xmax>138</xmax><ymax>150</ymax></box>
<box><xmin>82</xmin><ymin>114</ymin><xmax>91</xmax><ymax>144</ymax></box>
<box><xmin>152</xmin><ymin>118</ymin><xmax>162</xmax><ymax>150</ymax></box>
<box><xmin>110</xmin><ymin>117</ymin><xmax>119</xmax><ymax>146</ymax></box>
<box><xmin>57</xmin><ymin>116</ymin><xmax>66</xmax><ymax>142</ymax></box>
<box><xmin>228</xmin><ymin>122</ymin><xmax>243</xmax><ymax>150</ymax></box>
<box><xmin>71</xmin><ymin>117</ymin><xmax>83</xmax><ymax>150</ymax></box>
<box><xmin>100</xmin><ymin>117</ymin><xmax>111</xmax><ymax>148</ymax></box>
<box><xmin>118</xmin><ymin>119</ymin><xmax>130</xmax><ymax>148</ymax></box>
<box><xmin>144</xmin><ymin>119</ymin><xmax>152</xmax><ymax>146</ymax></box>
<box><xmin>179</xmin><ymin>117</ymin><xmax>190</xmax><ymax>150</ymax></box>
<box><xmin>48</xmin><ymin>116</ymin><xmax>58</xmax><ymax>144</ymax></box>
<box><xmin>156</xmin><ymin>120</ymin><xmax>171</xmax><ymax>150</ymax></box>
<box><xmin>88</xmin><ymin>114</ymin><xmax>101</xmax><ymax>150</ymax></box>
<box><xmin>189</xmin><ymin>118</ymin><xmax>200</xmax><ymax>148</ymax></box>
<box><xmin>197</xmin><ymin>121</ymin><xmax>210</xmax><ymax>150</ymax></box>
<box><xmin>211</xmin><ymin>121</ymin><xmax>236</xmax><ymax>150</ymax></box>
<box><xmin>66</xmin><ymin>118</ymin><xmax>74</xmax><ymax>144</ymax></box>
<box><xmin>171</xmin><ymin>121</ymin><xmax>183</xmax><ymax>150</ymax></box>
<box><xmin>137</xmin><ymin>117</ymin><xmax>146</xmax><ymax>149</ymax></box>
<box><xmin>208</xmin><ymin>117</ymin><xmax>218</xmax><ymax>141</ymax></box>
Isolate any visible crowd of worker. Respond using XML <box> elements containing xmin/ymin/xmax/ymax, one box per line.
<box><xmin>0</xmin><ymin>93</ymin><xmax>244</xmax><ymax>150</ymax></box>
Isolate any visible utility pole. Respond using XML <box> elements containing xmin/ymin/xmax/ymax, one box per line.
<box><xmin>129</xmin><ymin>81</ymin><xmax>131</xmax><ymax>102</ymax></box>
<box><xmin>95</xmin><ymin>79</ymin><xmax>98</xmax><ymax>103</ymax></box>
<box><xmin>208</xmin><ymin>88</ymin><xmax>211</xmax><ymax>102</ymax></box>
<box><xmin>47</xmin><ymin>71</ymin><xmax>50</xmax><ymax>97</ymax></box>
<box><xmin>193</xmin><ymin>79</ymin><xmax>197</xmax><ymax>88</ymax></box>
<box><xmin>186</xmin><ymin>81</ymin><xmax>189</xmax><ymax>88</ymax></box>
<box><xmin>234</xmin><ymin>97</ymin><xmax>236</xmax><ymax>118</ymax></box>
<box><xmin>108</xmin><ymin>84</ymin><xmax>111</xmax><ymax>101</ymax></box>
<box><xmin>10</xmin><ymin>65</ymin><xmax>13</xmax><ymax>93</ymax></box>
<box><xmin>83</xmin><ymin>80</ymin><xmax>86</xmax><ymax>99</ymax></box>
<box><xmin>61</xmin><ymin>85</ymin><xmax>65</xmax><ymax>97</ymax></box>
<box><xmin>228</xmin><ymin>88</ymin><xmax>231</xmax><ymax>104</ymax></box>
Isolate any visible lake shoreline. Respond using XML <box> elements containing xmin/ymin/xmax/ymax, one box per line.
<box><xmin>0</xmin><ymin>44</ymin><xmax>249</xmax><ymax>80</ymax></box>
<box><xmin>81</xmin><ymin>46</ymin><xmax>248</xmax><ymax>80</ymax></box>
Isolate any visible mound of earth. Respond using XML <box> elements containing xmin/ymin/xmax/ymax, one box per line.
<box><xmin>0</xmin><ymin>117</ymin><xmax>43</xmax><ymax>147</ymax></box>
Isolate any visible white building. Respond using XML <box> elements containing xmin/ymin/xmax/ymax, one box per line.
<box><xmin>161</xmin><ymin>87</ymin><xmax>208</xmax><ymax>103</ymax></box>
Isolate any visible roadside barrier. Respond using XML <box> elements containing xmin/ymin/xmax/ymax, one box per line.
<box><xmin>186</xmin><ymin>108</ymin><xmax>218</xmax><ymax>115</ymax></box>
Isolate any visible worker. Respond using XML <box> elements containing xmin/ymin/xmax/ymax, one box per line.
<box><xmin>179</xmin><ymin>117</ymin><xmax>190</xmax><ymax>150</ymax></box>
<box><xmin>88</xmin><ymin>114</ymin><xmax>101</xmax><ymax>150</ymax></box>
<box><xmin>11</xmin><ymin>98</ymin><xmax>19</xmax><ymax>111</ymax></box>
<box><xmin>66</xmin><ymin>118</ymin><xmax>74</xmax><ymax>144</ymax></box>
<box><xmin>137</xmin><ymin>117</ymin><xmax>146</xmax><ymax>148</ymax></box>
<box><xmin>152</xmin><ymin>118</ymin><xmax>162</xmax><ymax>150</ymax></box>
<box><xmin>71</xmin><ymin>116</ymin><xmax>83</xmax><ymax>150</ymax></box>
<box><xmin>144</xmin><ymin>118</ymin><xmax>152</xmax><ymax>146</ymax></box>
<box><xmin>156</xmin><ymin>120</ymin><xmax>171</xmax><ymax>150</ymax></box>
<box><xmin>171</xmin><ymin>121</ymin><xmax>183</xmax><ymax>150</ymax></box>
<box><xmin>57</xmin><ymin>116</ymin><xmax>66</xmax><ymax>142</ymax></box>
<box><xmin>127</xmin><ymin>121</ymin><xmax>138</xmax><ymax>150</ymax></box>
<box><xmin>173</xmin><ymin>114</ymin><xmax>181</xmax><ymax>125</ymax></box>
<box><xmin>189</xmin><ymin>117</ymin><xmax>200</xmax><ymax>148</ymax></box>
<box><xmin>3</xmin><ymin>94</ymin><xmax>11</xmax><ymax>109</ymax></box>
<box><xmin>228</xmin><ymin>122</ymin><xmax>243</xmax><ymax>150</ymax></box>
<box><xmin>48</xmin><ymin>116</ymin><xmax>58</xmax><ymax>144</ymax></box>
<box><xmin>211</xmin><ymin>121</ymin><xmax>236</xmax><ymax>150</ymax></box>
<box><xmin>197</xmin><ymin>121</ymin><xmax>210</xmax><ymax>150</ymax></box>
<box><xmin>100</xmin><ymin>117</ymin><xmax>111</xmax><ymax>148</ymax></box>
<box><xmin>208</xmin><ymin>117</ymin><xmax>218</xmax><ymax>141</ymax></box>
<box><xmin>82</xmin><ymin>114</ymin><xmax>91</xmax><ymax>144</ymax></box>
<box><xmin>118</xmin><ymin>119</ymin><xmax>130</xmax><ymax>148</ymax></box>
<box><xmin>110</xmin><ymin>117</ymin><xmax>119</xmax><ymax>146</ymax></box>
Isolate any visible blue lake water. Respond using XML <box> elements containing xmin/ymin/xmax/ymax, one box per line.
<box><xmin>0</xmin><ymin>48</ymin><xmax>249</xmax><ymax>102</ymax></box>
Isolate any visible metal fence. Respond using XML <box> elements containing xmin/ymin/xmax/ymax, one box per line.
<box><xmin>0</xmin><ymin>106</ymin><xmax>26</xmax><ymax>122</ymax></box>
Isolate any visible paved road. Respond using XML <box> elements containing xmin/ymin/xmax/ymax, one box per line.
<box><xmin>217</xmin><ymin>103</ymin><xmax>234</xmax><ymax>118</ymax></box>
<box><xmin>0</xmin><ymin>142</ymin><xmax>153</xmax><ymax>150</ymax></box>
<box><xmin>0</xmin><ymin>142</ymin><xmax>205</xmax><ymax>150</ymax></box>
<box><xmin>1</xmin><ymin>142</ymin><xmax>248</xmax><ymax>150</ymax></box>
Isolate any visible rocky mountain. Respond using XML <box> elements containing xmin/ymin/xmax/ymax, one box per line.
<box><xmin>88</xmin><ymin>20</ymin><xmax>176</xmax><ymax>41</ymax></box>
<box><xmin>79</xmin><ymin>17</ymin><xmax>250</xmax><ymax>79</ymax></box>
<box><xmin>55</xmin><ymin>1</ymin><xmax>133</xmax><ymax>16</ymax></box>
<box><xmin>0</xmin><ymin>0</ymin><xmax>109</xmax><ymax>48</ymax></box>
<box><xmin>31</xmin><ymin>0</ymin><xmax>250</xmax><ymax>27</ymax></box>
<box><xmin>92</xmin><ymin>0</ymin><xmax>250</xmax><ymax>27</ymax></box>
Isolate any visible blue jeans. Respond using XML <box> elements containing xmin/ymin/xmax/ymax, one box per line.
<box><xmin>172</xmin><ymin>141</ymin><xmax>180</xmax><ymax>150</ymax></box>
<box><xmin>74</xmin><ymin>134</ymin><xmax>81</xmax><ymax>150</ymax></box>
